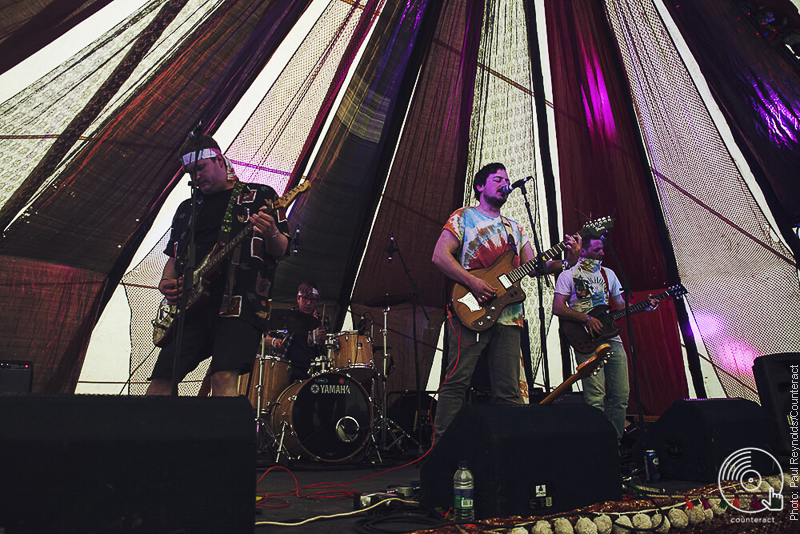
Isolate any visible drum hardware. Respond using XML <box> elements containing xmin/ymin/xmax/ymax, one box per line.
<box><xmin>369</xmin><ymin>238</ymin><xmax>429</xmax><ymax>456</ymax></box>
<box><xmin>265</xmin><ymin>309</ymin><xmax>321</xmax><ymax>334</ymax></box>
<box><xmin>360</xmin><ymin>293</ymin><xmax>414</xmax><ymax>453</ymax></box>
<box><xmin>271</xmin><ymin>419</ymin><xmax>299</xmax><ymax>464</ymax></box>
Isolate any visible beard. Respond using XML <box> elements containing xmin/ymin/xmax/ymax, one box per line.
<box><xmin>484</xmin><ymin>193</ymin><xmax>506</xmax><ymax>209</ymax></box>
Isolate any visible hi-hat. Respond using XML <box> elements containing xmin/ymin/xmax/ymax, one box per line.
<box><xmin>361</xmin><ymin>293</ymin><xmax>412</xmax><ymax>308</ymax></box>
<box><xmin>266</xmin><ymin>309</ymin><xmax>320</xmax><ymax>333</ymax></box>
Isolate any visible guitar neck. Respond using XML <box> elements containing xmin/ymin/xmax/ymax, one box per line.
<box><xmin>609</xmin><ymin>289</ymin><xmax>671</xmax><ymax>322</ymax></box>
<box><xmin>504</xmin><ymin>226</ymin><xmax>596</xmax><ymax>284</ymax></box>
<box><xmin>198</xmin><ymin>224</ymin><xmax>253</xmax><ymax>279</ymax></box>
<box><xmin>196</xmin><ymin>198</ymin><xmax>277</xmax><ymax>280</ymax></box>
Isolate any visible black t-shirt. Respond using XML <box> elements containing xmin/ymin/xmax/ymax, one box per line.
<box><xmin>169</xmin><ymin>189</ymin><xmax>233</xmax><ymax>307</ymax></box>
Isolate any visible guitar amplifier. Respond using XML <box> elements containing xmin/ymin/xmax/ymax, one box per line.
<box><xmin>0</xmin><ymin>360</ymin><xmax>33</xmax><ymax>393</ymax></box>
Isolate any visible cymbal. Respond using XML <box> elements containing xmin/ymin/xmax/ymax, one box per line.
<box><xmin>361</xmin><ymin>293</ymin><xmax>412</xmax><ymax>308</ymax></box>
<box><xmin>266</xmin><ymin>309</ymin><xmax>320</xmax><ymax>333</ymax></box>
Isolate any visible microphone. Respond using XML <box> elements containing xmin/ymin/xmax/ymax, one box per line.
<box><xmin>188</xmin><ymin>121</ymin><xmax>204</xmax><ymax>142</ymax></box>
<box><xmin>356</xmin><ymin>315</ymin><xmax>368</xmax><ymax>334</ymax></box>
<box><xmin>386</xmin><ymin>235</ymin><xmax>395</xmax><ymax>263</ymax></box>
<box><xmin>292</xmin><ymin>226</ymin><xmax>301</xmax><ymax>256</ymax></box>
<box><xmin>500</xmin><ymin>175</ymin><xmax>533</xmax><ymax>195</ymax></box>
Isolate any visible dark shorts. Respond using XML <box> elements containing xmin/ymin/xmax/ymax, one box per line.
<box><xmin>149</xmin><ymin>308</ymin><xmax>261</xmax><ymax>382</ymax></box>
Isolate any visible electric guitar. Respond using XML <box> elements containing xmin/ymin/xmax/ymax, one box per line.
<box><xmin>559</xmin><ymin>284</ymin><xmax>687</xmax><ymax>353</ymax></box>
<box><xmin>450</xmin><ymin>217</ymin><xmax>615</xmax><ymax>331</ymax></box>
<box><xmin>152</xmin><ymin>182</ymin><xmax>309</xmax><ymax>347</ymax></box>
<box><xmin>539</xmin><ymin>343</ymin><xmax>611</xmax><ymax>405</ymax></box>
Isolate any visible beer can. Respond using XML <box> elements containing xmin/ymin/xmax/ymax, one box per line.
<box><xmin>644</xmin><ymin>449</ymin><xmax>660</xmax><ymax>482</ymax></box>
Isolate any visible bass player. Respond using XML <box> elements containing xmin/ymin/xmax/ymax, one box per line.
<box><xmin>552</xmin><ymin>235</ymin><xmax>658</xmax><ymax>441</ymax></box>
<box><xmin>146</xmin><ymin>134</ymin><xmax>289</xmax><ymax>397</ymax></box>
<box><xmin>431</xmin><ymin>162</ymin><xmax>580</xmax><ymax>438</ymax></box>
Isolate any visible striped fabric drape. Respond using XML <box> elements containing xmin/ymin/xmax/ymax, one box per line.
<box><xmin>545</xmin><ymin>0</ymin><xmax>688</xmax><ymax>415</ymax></box>
<box><xmin>272</xmin><ymin>0</ymin><xmax>436</xmax><ymax>330</ymax></box>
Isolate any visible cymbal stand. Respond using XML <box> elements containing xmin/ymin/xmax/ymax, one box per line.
<box><xmin>272</xmin><ymin>419</ymin><xmax>296</xmax><ymax>464</ymax></box>
<box><xmin>371</xmin><ymin>305</ymin><xmax>415</xmax><ymax>454</ymax></box>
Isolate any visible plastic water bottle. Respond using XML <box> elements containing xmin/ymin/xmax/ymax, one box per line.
<box><xmin>453</xmin><ymin>460</ymin><xmax>475</xmax><ymax>521</ymax></box>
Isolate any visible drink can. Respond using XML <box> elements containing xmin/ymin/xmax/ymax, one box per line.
<box><xmin>644</xmin><ymin>449</ymin><xmax>660</xmax><ymax>482</ymax></box>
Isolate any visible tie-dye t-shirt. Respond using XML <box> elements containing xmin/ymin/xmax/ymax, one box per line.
<box><xmin>443</xmin><ymin>207</ymin><xmax>529</xmax><ymax>326</ymax></box>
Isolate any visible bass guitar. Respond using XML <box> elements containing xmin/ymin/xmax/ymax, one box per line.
<box><xmin>450</xmin><ymin>217</ymin><xmax>615</xmax><ymax>331</ymax></box>
<box><xmin>559</xmin><ymin>284</ymin><xmax>687</xmax><ymax>353</ymax></box>
<box><xmin>539</xmin><ymin>343</ymin><xmax>611</xmax><ymax>405</ymax></box>
<box><xmin>152</xmin><ymin>181</ymin><xmax>309</xmax><ymax>347</ymax></box>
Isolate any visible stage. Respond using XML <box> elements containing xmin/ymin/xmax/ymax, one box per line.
<box><xmin>252</xmin><ymin>451</ymin><xmax>795</xmax><ymax>533</ymax></box>
<box><xmin>0</xmin><ymin>393</ymin><xmax>794</xmax><ymax>533</ymax></box>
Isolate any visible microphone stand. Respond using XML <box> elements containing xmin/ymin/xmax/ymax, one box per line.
<box><xmin>169</xmin><ymin>129</ymin><xmax>203</xmax><ymax>396</ymax></box>
<box><xmin>392</xmin><ymin>239</ymin><xmax>428</xmax><ymax>455</ymax></box>
<box><xmin>517</xmin><ymin>182</ymin><xmax>552</xmax><ymax>393</ymax></box>
<box><xmin>603</xmin><ymin>234</ymin><xmax>645</xmax><ymax>438</ymax></box>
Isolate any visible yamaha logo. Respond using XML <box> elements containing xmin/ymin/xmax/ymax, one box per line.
<box><xmin>310</xmin><ymin>376</ymin><xmax>351</xmax><ymax>395</ymax></box>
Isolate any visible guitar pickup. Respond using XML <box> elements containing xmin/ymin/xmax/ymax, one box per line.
<box><xmin>497</xmin><ymin>274</ymin><xmax>512</xmax><ymax>290</ymax></box>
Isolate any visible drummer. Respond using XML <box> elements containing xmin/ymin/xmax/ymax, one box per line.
<box><xmin>268</xmin><ymin>282</ymin><xmax>327</xmax><ymax>382</ymax></box>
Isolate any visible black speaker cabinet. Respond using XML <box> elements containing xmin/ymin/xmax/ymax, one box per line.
<box><xmin>753</xmin><ymin>353</ymin><xmax>799</xmax><ymax>455</ymax></box>
<box><xmin>420</xmin><ymin>403</ymin><xmax>620</xmax><ymax>519</ymax></box>
<box><xmin>0</xmin><ymin>360</ymin><xmax>33</xmax><ymax>393</ymax></box>
<box><xmin>638</xmin><ymin>398</ymin><xmax>778</xmax><ymax>483</ymax></box>
<box><xmin>0</xmin><ymin>394</ymin><xmax>255</xmax><ymax>534</ymax></box>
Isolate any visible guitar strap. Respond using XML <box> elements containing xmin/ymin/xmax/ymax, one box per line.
<box><xmin>599</xmin><ymin>267</ymin><xmax>612</xmax><ymax>309</ymax></box>
<box><xmin>499</xmin><ymin>215</ymin><xmax>518</xmax><ymax>256</ymax></box>
<box><xmin>217</xmin><ymin>180</ymin><xmax>246</xmax><ymax>245</ymax></box>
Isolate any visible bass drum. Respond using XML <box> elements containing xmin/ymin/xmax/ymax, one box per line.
<box><xmin>270</xmin><ymin>372</ymin><xmax>373</xmax><ymax>463</ymax></box>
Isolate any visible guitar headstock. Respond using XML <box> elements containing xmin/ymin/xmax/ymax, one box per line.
<box><xmin>667</xmin><ymin>284</ymin><xmax>688</xmax><ymax>299</ymax></box>
<box><xmin>273</xmin><ymin>181</ymin><xmax>310</xmax><ymax>211</ymax></box>
<box><xmin>575</xmin><ymin>343</ymin><xmax>612</xmax><ymax>379</ymax></box>
<box><xmin>578</xmin><ymin>217</ymin><xmax>615</xmax><ymax>239</ymax></box>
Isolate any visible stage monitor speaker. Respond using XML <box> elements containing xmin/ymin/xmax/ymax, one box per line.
<box><xmin>638</xmin><ymin>398</ymin><xmax>778</xmax><ymax>483</ymax></box>
<box><xmin>0</xmin><ymin>360</ymin><xmax>33</xmax><ymax>393</ymax></box>
<box><xmin>753</xmin><ymin>352</ymin><xmax>798</xmax><ymax>455</ymax></box>
<box><xmin>0</xmin><ymin>394</ymin><xmax>255</xmax><ymax>534</ymax></box>
<box><xmin>420</xmin><ymin>403</ymin><xmax>620</xmax><ymax>519</ymax></box>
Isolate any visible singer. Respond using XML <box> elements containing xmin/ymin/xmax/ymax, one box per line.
<box><xmin>431</xmin><ymin>162</ymin><xmax>580</xmax><ymax>437</ymax></box>
<box><xmin>146</xmin><ymin>133</ymin><xmax>290</xmax><ymax>397</ymax></box>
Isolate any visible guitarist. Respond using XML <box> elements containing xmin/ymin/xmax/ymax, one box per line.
<box><xmin>146</xmin><ymin>134</ymin><xmax>290</xmax><ymax>397</ymax></box>
<box><xmin>431</xmin><ymin>163</ymin><xmax>580</xmax><ymax>438</ymax></box>
<box><xmin>552</xmin><ymin>235</ymin><xmax>657</xmax><ymax>441</ymax></box>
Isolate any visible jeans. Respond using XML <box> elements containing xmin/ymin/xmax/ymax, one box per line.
<box><xmin>434</xmin><ymin>314</ymin><xmax>523</xmax><ymax>437</ymax></box>
<box><xmin>574</xmin><ymin>337</ymin><xmax>629</xmax><ymax>441</ymax></box>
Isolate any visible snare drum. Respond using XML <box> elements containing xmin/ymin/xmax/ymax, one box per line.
<box><xmin>330</xmin><ymin>332</ymin><xmax>374</xmax><ymax>381</ymax></box>
<box><xmin>270</xmin><ymin>372</ymin><xmax>373</xmax><ymax>463</ymax></box>
<box><xmin>239</xmin><ymin>355</ymin><xmax>291</xmax><ymax>413</ymax></box>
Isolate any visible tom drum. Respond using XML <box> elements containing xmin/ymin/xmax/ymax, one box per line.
<box><xmin>330</xmin><ymin>332</ymin><xmax>375</xmax><ymax>381</ymax></box>
<box><xmin>239</xmin><ymin>355</ymin><xmax>291</xmax><ymax>413</ymax></box>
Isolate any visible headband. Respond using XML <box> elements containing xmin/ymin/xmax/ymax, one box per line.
<box><xmin>181</xmin><ymin>147</ymin><xmax>222</xmax><ymax>167</ymax></box>
<box><xmin>298</xmin><ymin>288</ymin><xmax>320</xmax><ymax>298</ymax></box>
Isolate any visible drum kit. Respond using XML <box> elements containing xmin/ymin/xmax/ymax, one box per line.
<box><xmin>240</xmin><ymin>296</ymin><xmax>416</xmax><ymax>465</ymax></box>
